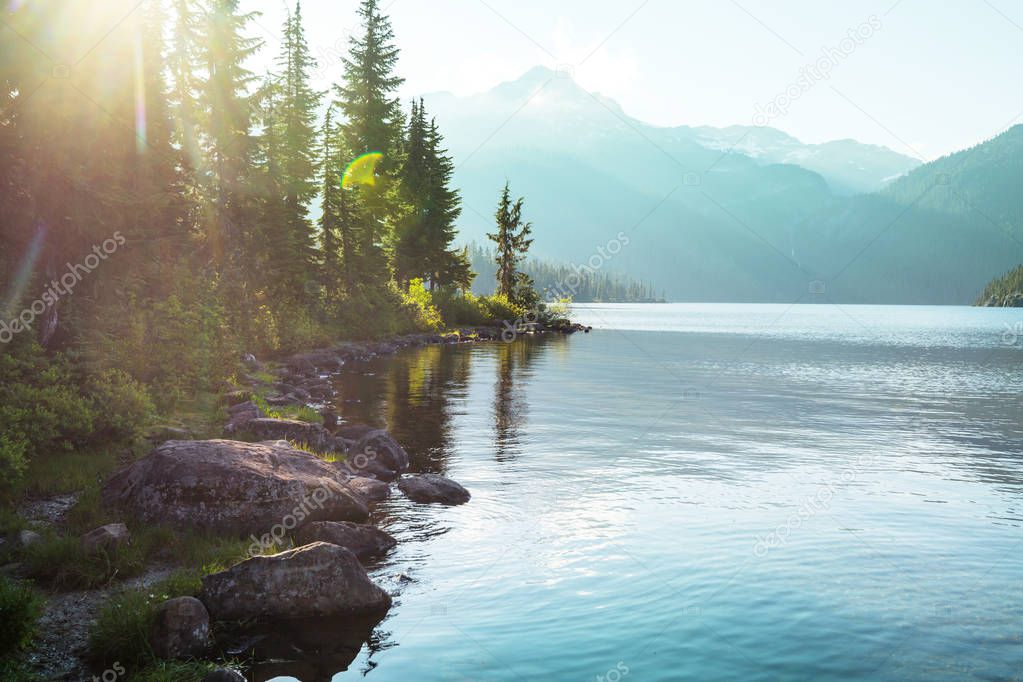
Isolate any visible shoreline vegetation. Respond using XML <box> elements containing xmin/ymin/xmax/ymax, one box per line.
<box><xmin>1</xmin><ymin>324</ymin><xmax>589</xmax><ymax>681</ymax></box>
<box><xmin>976</xmin><ymin>264</ymin><xmax>1023</xmax><ymax>307</ymax></box>
<box><xmin>0</xmin><ymin>0</ymin><xmax>590</xmax><ymax>679</ymax></box>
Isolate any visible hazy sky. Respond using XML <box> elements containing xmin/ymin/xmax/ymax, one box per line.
<box><xmin>243</xmin><ymin>0</ymin><xmax>1023</xmax><ymax>160</ymax></box>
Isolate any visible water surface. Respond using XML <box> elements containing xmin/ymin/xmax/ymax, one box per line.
<box><xmin>280</xmin><ymin>304</ymin><xmax>1023</xmax><ymax>681</ymax></box>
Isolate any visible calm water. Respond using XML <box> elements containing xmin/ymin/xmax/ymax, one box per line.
<box><xmin>271</xmin><ymin>304</ymin><xmax>1023</xmax><ymax>682</ymax></box>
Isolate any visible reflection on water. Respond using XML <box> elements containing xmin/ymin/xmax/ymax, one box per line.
<box><xmin>261</xmin><ymin>305</ymin><xmax>1023</xmax><ymax>682</ymax></box>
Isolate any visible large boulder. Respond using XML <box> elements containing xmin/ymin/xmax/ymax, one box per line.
<box><xmin>82</xmin><ymin>523</ymin><xmax>131</xmax><ymax>554</ymax></box>
<box><xmin>295</xmin><ymin>522</ymin><xmax>396</xmax><ymax>561</ymax></box>
<box><xmin>200</xmin><ymin>542</ymin><xmax>391</xmax><ymax>621</ymax></box>
<box><xmin>150</xmin><ymin>596</ymin><xmax>210</xmax><ymax>660</ymax></box>
<box><xmin>102</xmin><ymin>440</ymin><xmax>368</xmax><ymax>535</ymax></box>
<box><xmin>234</xmin><ymin>418</ymin><xmax>339</xmax><ymax>453</ymax></box>
<box><xmin>346</xmin><ymin>430</ymin><xmax>409</xmax><ymax>481</ymax></box>
<box><xmin>397</xmin><ymin>474</ymin><xmax>471</xmax><ymax>506</ymax></box>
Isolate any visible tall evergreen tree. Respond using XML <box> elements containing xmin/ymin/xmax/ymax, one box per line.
<box><xmin>422</xmin><ymin>114</ymin><xmax>465</xmax><ymax>289</ymax></box>
<box><xmin>196</xmin><ymin>0</ymin><xmax>262</xmax><ymax>312</ymax></box>
<box><xmin>268</xmin><ymin>1</ymin><xmax>322</xmax><ymax>299</ymax></box>
<box><xmin>332</xmin><ymin>0</ymin><xmax>406</xmax><ymax>285</ymax></box>
<box><xmin>488</xmin><ymin>182</ymin><xmax>533</xmax><ymax>301</ymax></box>
<box><xmin>319</xmin><ymin>106</ymin><xmax>365</xmax><ymax>294</ymax></box>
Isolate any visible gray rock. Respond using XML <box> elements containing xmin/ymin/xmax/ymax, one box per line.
<box><xmin>397</xmin><ymin>474</ymin><xmax>471</xmax><ymax>506</ymax></box>
<box><xmin>81</xmin><ymin>523</ymin><xmax>130</xmax><ymax>554</ymax></box>
<box><xmin>236</xmin><ymin>418</ymin><xmax>337</xmax><ymax>453</ymax></box>
<box><xmin>347</xmin><ymin>430</ymin><xmax>410</xmax><ymax>481</ymax></box>
<box><xmin>224</xmin><ymin>401</ymin><xmax>265</xmax><ymax>433</ymax></box>
<box><xmin>295</xmin><ymin>521</ymin><xmax>396</xmax><ymax>560</ymax></box>
<box><xmin>102</xmin><ymin>440</ymin><xmax>367</xmax><ymax>535</ymax></box>
<box><xmin>150</xmin><ymin>596</ymin><xmax>210</xmax><ymax>659</ymax></box>
<box><xmin>200</xmin><ymin>542</ymin><xmax>391</xmax><ymax>621</ymax></box>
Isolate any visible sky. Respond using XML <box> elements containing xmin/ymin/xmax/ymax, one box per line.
<box><xmin>242</xmin><ymin>0</ymin><xmax>1023</xmax><ymax>161</ymax></box>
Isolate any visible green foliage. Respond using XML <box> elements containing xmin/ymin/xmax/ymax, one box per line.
<box><xmin>0</xmin><ymin>576</ymin><xmax>42</xmax><ymax>657</ymax></box>
<box><xmin>0</xmin><ymin>436</ymin><xmax>28</xmax><ymax>487</ymax></box>
<box><xmin>976</xmin><ymin>264</ymin><xmax>1023</xmax><ymax>305</ymax></box>
<box><xmin>21</xmin><ymin>510</ymin><xmax>252</xmax><ymax>591</ymax></box>
<box><xmin>478</xmin><ymin>293</ymin><xmax>525</xmax><ymax>322</ymax></box>
<box><xmin>87</xmin><ymin>369</ymin><xmax>155</xmax><ymax>439</ymax></box>
<box><xmin>468</xmin><ymin>243</ymin><xmax>664</xmax><ymax>302</ymax></box>
<box><xmin>402</xmin><ymin>279</ymin><xmax>443</xmax><ymax>331</ymax></box>
<box><xmin>251</xmin><ymin>393</ymin><xmax>322</xmax><ymax>424</ymax></box>
<box><xmin>132</xmin><ymin>661</ymin><xmax>223</xmax><ymax>682</ymax></box>
<box><xmin>487</xmin><ymin>182</ymin><xmax>534</xmax><ymax>303</ymax></box>
<box><xmin>430</xmin><ymin>287</ymin><xmax>491</xmax><ymax>326</ymax></box>
<box><xmin>89</xmin><ymin>570</ymin><xmax>201</xmax><ymax>670</ymax></box>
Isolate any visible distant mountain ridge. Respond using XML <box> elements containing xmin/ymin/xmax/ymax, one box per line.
<box><xmin>421</xmin><ymin>67</ymin><xmax>1023</xmax><ymax>304</ymax></box>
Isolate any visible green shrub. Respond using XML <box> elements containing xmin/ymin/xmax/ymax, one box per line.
<box><xmin>87</xmin><ymin>368</ymin><xmax>154</xmax><ymax>438</ymax></box>
<box><xmin>0</xmin><ymin>576</ymin><xmax>42</xmax><ymax>657</ymax></box>
<box><xmin>478</xmin><ymin>293</ymin><xmax>524</xmax><ymax>322</ymax></box>
<box><xmin>0</xmin><ymin>435</ymin><xmax>28</xmax><ymax>489</ymax></box>
<box><xmin>401</xmin><ymin>279</ymin><xmax>443</xmax><ymax>332</ymax></box>
<box><xmin>431</xmin><ymin>287</ymin><xmax>490</xmax><ymax>326</ymax></box>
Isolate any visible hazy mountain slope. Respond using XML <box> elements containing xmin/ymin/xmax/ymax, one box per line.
<box><xmin>684</xmin><ymin>126</ymin><xmax>921</xmax><ymax>194</ymax></box>
<box><xmin>423</xmin><ymin>67</ymin><xmax>1022</xmax><ymax>303</ymax></box>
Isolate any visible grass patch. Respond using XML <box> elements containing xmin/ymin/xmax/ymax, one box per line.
<box><xmin>0</xmin><ymin>658</ymin><xmax>37</xmax><ymax>681</ymax></box>
<box><xmin>251</xmin><ymin>393</ymin><xmax>322</xmax><ymax>425</ymax></box>
<box><xmin>0</xmin><ymin>576</ymin><xmax>42</xmax><ymax>658</ymax></box>
<box><xmin>132</xmin><ymin>661</ymin><xmax>225</xmax><ymax>682</ymax></box>
<box><xmin>15</xmin><ymin>447</ymin><xmax>120</xmax><ymax>500</ymax></box>
<box><xmin>88</xmin><ymin>569</ymin><xmax>202</xmax><ymax>670</ymax></box>
<box><xmin>20</xmin><ymin>516</ymin><xmax>253</xmax><ymax>591</ymax></box>
<box><xmin>89</xmin><ymin>568</ymin><xmax>246</xmax><ymax>676</ymax></box>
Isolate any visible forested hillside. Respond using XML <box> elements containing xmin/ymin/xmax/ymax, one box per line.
<box><xmin>0</xmin><ymin>0</ymin><xmax>553</xmax><ymax>492</ymax></box>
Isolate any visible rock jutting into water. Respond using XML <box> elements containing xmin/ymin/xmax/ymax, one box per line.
<box><xmin>397</xmin><ymin>473</ymin><xmax>471</xmax><ymax>505</ymax></box>
<box><xmin>200</xmin><ymin>542</ymin><xmax>392</xmax><ymax>621</ymax></box>
<box><xmin>101</xmin><ymin>440</ymin><xmax>368</xmax><ymax>535</ymax></box>
<box><xmin>296</xmin><ymin>521</ymin><xmax>397</xmax><ymax>561</ymax></box>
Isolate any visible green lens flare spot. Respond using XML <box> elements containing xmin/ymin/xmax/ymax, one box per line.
<box><xmin>342</xmin><ymin>152</ymin><xmax>384</xmax><ymax>188</ymax></box>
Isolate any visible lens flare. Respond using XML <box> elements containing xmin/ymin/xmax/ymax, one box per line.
<box><xmin>342</xmin><ymin>152</ymin><xmax>383</xmax><ymax>188</ymax></box>
<box><xmin>2</xmin><ymin>222</ymin><xmax>46</xmax><ymax>316</ymax></box>
<box><xmin>133</xmin><ymin>31</ymin><xmax>147</xmax><ymax>153</ymax></box>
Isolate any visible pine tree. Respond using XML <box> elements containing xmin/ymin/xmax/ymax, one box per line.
<box><xmin>393</xmin><ymin>99</ymin><xmax>429</xmax><ymax>285</ymax></box>
<box><xmin>423</xmin><ymin>115</ymin><xmax>465</xmax><ymax>289</ymax></box>
<box><xmin>196</xmin><ymin>0</ymin><xmax>262</xmax><ymax>311</ymax></box>
<box><xmin>319</xmin><ymin>106</ymin><xmax>365</xmax><ymax>294</ymax></box>
<box><xmin>332</xmin><ymin>0</ymin><xmax>406</xmax><ymax>286</ymax></box>
<box><xmin>334</xmin><ymin>0</ymin><xmax>404</xmax><ymax>158</ymax></box>
<box><xmin>488</xmin><ymin>182</ymin><xmax>533</xmax><ymax>301</ymax></box>
<box><xmin>268</xmin><ymin>1</ymin><xmax>322</xmax><ymax>299</ymax></box>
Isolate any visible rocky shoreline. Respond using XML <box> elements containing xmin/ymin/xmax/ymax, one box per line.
<box><xmin>7</xmin><ymin>322</ymin><xmax>590</xmax><ymax>680</ymax></box>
